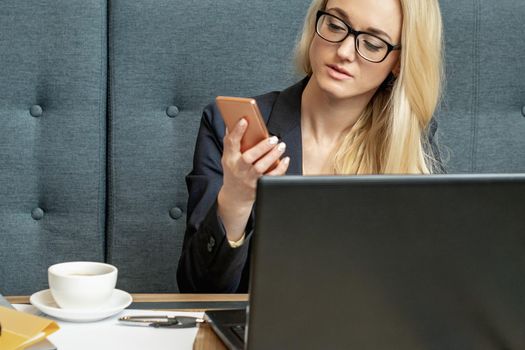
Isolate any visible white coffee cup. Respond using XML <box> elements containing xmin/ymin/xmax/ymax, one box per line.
<box><xmin>48</xmin><ymin>261</ymin><xmax>118</xmax><ymax>310</ymax></box>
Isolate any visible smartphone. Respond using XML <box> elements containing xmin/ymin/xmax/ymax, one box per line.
<box><xmin>216</xmin><ymin>96</ymin><xmax>279</xmax><ymax>171</ymax></box>
<box><xmin>215</xmin><ymin>96</ymin><xmax>270</xmax><ymax>153</ymax></box>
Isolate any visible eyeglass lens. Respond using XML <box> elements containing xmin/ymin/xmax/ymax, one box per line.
<box><xmin>317</xmin><ymin>13</ymin><xmax>389</xmax><ymax>62</ymax></box>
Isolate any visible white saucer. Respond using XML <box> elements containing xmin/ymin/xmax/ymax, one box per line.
<box><xmin>30</xmin><ymin>289</ymin><xmax>133</xmax><ymax>322</ymax></box>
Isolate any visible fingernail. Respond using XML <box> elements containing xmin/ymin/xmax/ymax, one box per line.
<box><xmin>268</xmin><ymin>136</ymin><xmax>278</xmax><ymax>145</ymax></box>
<box><xmin>277</xmin><ymin>142</ymin><xmax>286</xmax><ymax>152</ymax></box>
<box><xmin>283</xmin><ymin>157</ymin><xmax>290</xmax><ymax>165</ymax></box>
<box><xmin>239</xmin><ymin>118</ymin><xmax>247</xmax><ymax>128</ymax></box>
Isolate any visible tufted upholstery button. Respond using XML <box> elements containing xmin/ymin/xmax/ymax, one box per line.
<box><xmin>31</xmin><ymin>207</ymin><xmax>44</xmax><ymax>220</ymax></box>
<box><xmin>30</xmin><ymin>105</ymin><xmax>43</xmax><ymax>118</ymax></box>
<box><xmin>166</xmin><ymin>105</ymin><xmax>180</xmax><ymax>118</ymax></box>
<box><xmin>169</xmin><ymin>207</ymin><xmax>183</xmax><ymax>220</ymax></box>
<box><xmin>522</xmin><ymin>105</ymin><xmax>525</xmax><ymax>117</ymax></box>
<box><xmin>207</xmin><ymin>236</ymin><xmax>216</xmax><ymax>253</ymax></box>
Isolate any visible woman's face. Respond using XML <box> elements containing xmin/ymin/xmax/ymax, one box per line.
<box><xmin>309</xmin><ymin>0</ymin><xmax>402</xmax><ymax>101</ymax></box>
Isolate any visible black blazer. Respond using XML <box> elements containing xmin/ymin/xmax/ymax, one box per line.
<box><xmin>176</xmin><ymin>78</ymin><xmax>441</xmax><ymax>293</ymax></box>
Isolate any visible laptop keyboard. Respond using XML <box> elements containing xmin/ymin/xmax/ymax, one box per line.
<box><xmin>231</xmin><ymin>324</ymin><xmax>246</xmax><ymax>342</ymax></box>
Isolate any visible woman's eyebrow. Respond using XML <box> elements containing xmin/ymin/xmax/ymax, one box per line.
<box><xmin>326</xmin><ymin>7</ymin><xmax>393</xmax><ymax>42</ymax></box>
<box><xmin>366</xmin><ymin>27</ymin><xmax>392</xmax><ymax>42</ymax></box>
<box><xmin>327</xmin><ymin>7</ymin><xmax>352</xmax><ymax>23</ymax></box>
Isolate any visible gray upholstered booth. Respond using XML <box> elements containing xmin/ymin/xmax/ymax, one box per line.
<box><xmin>1</xmin><ymin>0</ymin><xmax>524</xmax><ymax>295</ymax></box>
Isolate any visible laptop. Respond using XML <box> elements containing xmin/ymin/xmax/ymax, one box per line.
<box><xmin>205</xmin><ymin>174</ymin><xmax>525</xmax><ymax>350</ymax></box>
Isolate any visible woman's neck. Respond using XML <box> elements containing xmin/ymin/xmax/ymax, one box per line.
<box><xmin>301</xmin><ymin>76</ymin><xmax>374</xmax><ymax>144</ymax></box>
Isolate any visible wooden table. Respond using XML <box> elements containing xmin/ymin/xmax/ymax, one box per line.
<box><xmin>6</xmin><ymin>294</ymin><xmax>249</xmax><ymax>350</ymax></box>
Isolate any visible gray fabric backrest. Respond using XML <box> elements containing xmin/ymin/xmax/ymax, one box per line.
<box><xmin>0</xmin><ymin>1</ymin><xmax>107</xmax><ymax>295</ymax></box>
<box><xmin>104</xmin><ymin>0</ymin><xmax>309</xmax><ymax>292</ymax></box>
<box><xmin>438</xmin><ymin>0</ymin><xmax>525</xmax><ymax>172</ymax></box>
<box><xmin>0</xmin><ymin>0</ymin><xmax>524</xmax><ymax>295</ymax></box>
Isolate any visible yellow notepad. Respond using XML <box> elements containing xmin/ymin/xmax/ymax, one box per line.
<box><xmin>0</xmin><ymin>306</ymin><xmax>59</xmax><ymax>350</ymax></box>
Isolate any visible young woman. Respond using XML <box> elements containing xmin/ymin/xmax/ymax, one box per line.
<box><xmin>177</xmin><ymin>0</ymin><xmax>444</xmax><ymax>292</ymax></box>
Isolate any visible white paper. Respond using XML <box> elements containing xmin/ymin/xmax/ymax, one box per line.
<box><xmin>15</xmin><ymin>304</ymin><xmax>203</xmax><ymax>350</ymax></box>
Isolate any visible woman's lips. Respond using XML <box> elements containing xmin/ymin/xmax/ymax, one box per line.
<box><xmin>326</xmin><ymin>64</ymin><xmax>354</xmax><ymax>80</ymax></box>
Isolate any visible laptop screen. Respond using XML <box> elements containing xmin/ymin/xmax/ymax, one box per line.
<box><xmin>246</xmin><ymin>174</ymin><xmax>525</xmax><ymax>349</ymax></box>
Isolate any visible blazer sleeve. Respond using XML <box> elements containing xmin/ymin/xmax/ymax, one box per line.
<box><xmin>177</xmin><ymin>103</ymin><xmax>254</xmax><ymax>293</ymax></box>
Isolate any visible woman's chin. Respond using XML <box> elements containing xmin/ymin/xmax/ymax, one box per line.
<box><xmin>317</xmin><ymin>78</ymin><xmax>357</xmax><ymax>100</ymax></box>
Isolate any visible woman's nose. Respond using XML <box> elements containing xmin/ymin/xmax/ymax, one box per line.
<box><xmin>336</xmin><ymin>35</ymin><xmax>357</xmax><ymax>62</ymax></box>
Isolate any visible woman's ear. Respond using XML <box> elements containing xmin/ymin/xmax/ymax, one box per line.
<box><xmin>392</xmin><ymin>61</ymin><xmax>401</xmax><ymax>78</ymax></box>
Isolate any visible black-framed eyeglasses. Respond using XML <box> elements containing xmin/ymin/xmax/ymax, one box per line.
<box><xmin>315</xmin><ymin>10</ymin><xmax>401</xmax><ymax>63</ymax></box>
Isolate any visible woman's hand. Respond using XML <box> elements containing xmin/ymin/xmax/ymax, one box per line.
<box><xmin>218</xmin><ymin>118</ymin><xmax>290</xmax><ymax>242</ymax></box>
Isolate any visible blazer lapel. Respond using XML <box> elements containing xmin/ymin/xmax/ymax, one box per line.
<box><xmin>267</xmin><ymin>77</ymin><xmax>309</xmax><ymax>175</ymax></box>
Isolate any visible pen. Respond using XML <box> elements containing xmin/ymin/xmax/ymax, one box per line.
<box><xmin>118</xmin><ymin>315</ymin><xmax>204</xmax><ymax>328</ymax></box>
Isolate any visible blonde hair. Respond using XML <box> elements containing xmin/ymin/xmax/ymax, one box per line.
<box><xmin>295</xmin><ymin>0</ymin><xmax>443</xmax><ymax>174</ymax></box>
